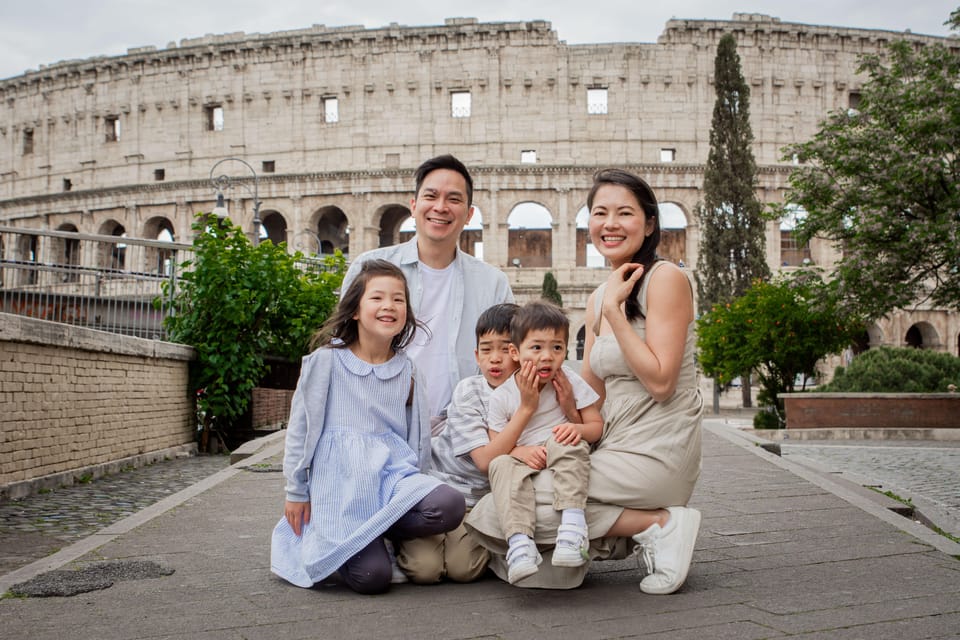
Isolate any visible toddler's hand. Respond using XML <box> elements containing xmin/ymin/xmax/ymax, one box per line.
<box><xmin>552</xmin><ymin>423</ymin><xmax>583</xmax><ymax>446</ymax></box>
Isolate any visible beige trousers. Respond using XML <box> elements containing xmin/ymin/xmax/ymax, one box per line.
<box><xmin>488</xmin><ymin>438</ymin><xmax>591</xmax><ymax>539</ymax></box>
<box><xmin>396</xmin><ymin>518</ymin><xmax>490</xmax><ymax>584</ymax></box>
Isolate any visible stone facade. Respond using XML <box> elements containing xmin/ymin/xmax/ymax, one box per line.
<box><xmin>0</xmin><ymin>313</ymin><xmax>195</xmax><ymax>495</ymax></box>
<box><xmin>0</xmin><ymin>14</ymin><xmax>957</xmax><ymax>354</ymax></box>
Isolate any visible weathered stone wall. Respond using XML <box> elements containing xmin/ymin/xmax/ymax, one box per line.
<box><xmin>0</xmin><ymin>312</ymin><xmax>195</xmax><ymax>496</ymax></box>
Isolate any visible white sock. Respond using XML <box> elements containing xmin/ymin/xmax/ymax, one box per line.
<box><xmin>561</xmin><ymin>508</ymin><xmax>586</xmax><ymax>529</ymax></box>
<box><xmin>508</xmin><ymin>533</ymin><xmax>532</xmax><ymax>553</ymax></box>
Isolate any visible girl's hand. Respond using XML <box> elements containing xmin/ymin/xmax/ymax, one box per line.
<box><xmin>285</xmin><ymin>500</ymin><xmax>311</xmax><ymax>537</ymax></box>
<box><xmin>512</xmin><ymin>445</ymin><xmax>547</xmax><ymax>470</ymax></box>
<box><xmin>552</xmin><ymin>423</ymin><xmax>583</xmax><ymax>446</ymax></box>
<box><xmin>602</xmin><ymin>263</ymin><xmax>645</xmax><ymax>316</ymax></box>
<box><xmin>516</xmin><ymin>360</ymin><xmax>541</xmax><ymax>409</ymax></box>
<box><xmin>551</xmin><ymin>368</ymin><xmax>580</xmax><ymax>423</ymax></box>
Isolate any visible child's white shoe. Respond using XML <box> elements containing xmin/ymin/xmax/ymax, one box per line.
<box><xmin>551</xmin><ymin>522</ymin><xmax>589</xmax><ymax>567</ymax></box>
<box><xmin>506</xmin><ymin>538</ymin><xmax>542</xmax><ymax>584</ymax></box>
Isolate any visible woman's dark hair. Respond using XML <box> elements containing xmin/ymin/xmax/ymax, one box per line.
<box><xmin>587</xmin><ymin>168</ymin><xmax>662</xmax><ymax>320</ymax></box>
<box><xmin>310</xmin><ymin>259</ymin><xmax>421</xmax><ymax>352</ymax></box>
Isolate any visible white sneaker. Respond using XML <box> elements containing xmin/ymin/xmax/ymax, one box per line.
<box><xmin>551</xmin><ymin>522</ymin><xmax>589</xmax><ymax>568</ymax></box>
<box><xmin>506</xmin><ymin>538</ymin><xmax>542</xmax><ymax>584</ymax></box>
<box><xmin>383</xmin><ymin>539</ymin><xmax>408</xmax><ymax>584</ymax></box>
<box><xmin>632</xmin><ymin>506</ymin><xmax>701</xmax><ymax>595</ymax></box>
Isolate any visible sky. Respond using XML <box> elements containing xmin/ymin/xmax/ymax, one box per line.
<box><xmin>0</xmin><ymin>0</ymin><xmax>956</xmax><ymax>81</ymax></box>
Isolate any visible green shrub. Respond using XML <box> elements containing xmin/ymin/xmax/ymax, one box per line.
<box><xmin>821</xmin><ymin>346</ymin><xmax>960</xmax><ymax>392</ymax></box>
<box><xmin>753</xmin><ymin>408</ymin><xmax>783</xmax><ymax>430</ymax></box>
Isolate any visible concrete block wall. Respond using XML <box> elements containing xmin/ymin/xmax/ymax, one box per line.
<box><xmin>0</xmin><ymin>312</ymin><xmax>196</xmax><ymax>497</ymax></box>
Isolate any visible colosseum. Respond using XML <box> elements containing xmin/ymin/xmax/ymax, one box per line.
<box><xmin>1</xmin><ymin>13</ymin><xmax>957</xmax><ymax>356</ymax></box>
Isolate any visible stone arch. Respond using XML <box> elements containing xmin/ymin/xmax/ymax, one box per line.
<box><xmin>905</xmin><ymin>321</ymin><xmax>939</xmax><ymax>349</ymax></box>
<box><xmin>507</xmin><ymin>201</ymin><xmax>553</xmax><ymax>268</ymax></box>
<box><xmin>16</xmin><ymin>233</ymin><xmax>39</xmax><ymax>285</ymax></box>
<box><xmin>575</xmin><ymin>205</ymin><xmax>605</xmax><ymax>268</ymax></box>
<box><xmin>377</xmin><ymin>204</ymin><xmax>412</xmax><ymax>248</ymax></box>
<box><xmin>576</xmin><ymin>324</ymin><xmax>586</xmax><ymax>360</ymax></box>
<box><xmin>260</xmin><ymin>210</ymin><xmax>287</xmax><ymax>246</ymax></box>
<box><xmin>308</xmin><ymin>206</ymin><xmax>350</xmax><ymax>256</ymax></box>
<box><xmin>143</xmin><ymin>216</ymin><xmax>176</xmax><ymax>274</ymax></box>
<box><xmin>659</xmin><ymin>202</ymin><xmax>688</xmax><ymax>266</ymax></box>
<box><xmin>97</xmin><ymin>219</ymin><xmax>127</xmax><ymax>271</ymax></box>
<box><xmin>54</xmin><ymin>223</ymin><xmax>81</xmax><ymax>282</ymax></box>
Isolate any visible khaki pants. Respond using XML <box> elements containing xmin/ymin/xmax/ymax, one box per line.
<box><xmin>397</xmin><ymin>518</ymin><xmax>490</xmax><ymax>584</ymax></box>
<box><xmin>488</xmin><ymin>438</ymin><xmax>591</xmax><ymax>539</ymax></box>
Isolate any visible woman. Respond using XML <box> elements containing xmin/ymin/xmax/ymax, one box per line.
<box><xmin>465</xmin><ymin>169</ymin><xmax>703</xmax><ymax>592</ymax></box>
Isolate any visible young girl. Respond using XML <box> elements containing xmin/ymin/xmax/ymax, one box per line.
<box><xmin>270</xmin><ymin>259</ymin><xmax>466</xmax><ymax>594</ymax></box>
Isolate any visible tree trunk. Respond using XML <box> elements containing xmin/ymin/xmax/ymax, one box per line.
<box><xmin>740</xmin><ymin>371</ymin><xmax>753</xmax><ymax>408</ymax></box>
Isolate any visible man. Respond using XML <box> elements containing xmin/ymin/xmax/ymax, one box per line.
<box><xmin>341</xmin><ymin>154</ymin><xmax>515</xmax><ymax>423</ymax></box>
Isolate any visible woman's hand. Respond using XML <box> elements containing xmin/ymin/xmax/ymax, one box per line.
<box><xmin>285</xmin><ymin>500</ymin><xmax>311</xmax><ymax>537</ymax></box>
<box><xmin>602</xmin><ymin>263</ymin><xmax>645</xmax><ymax>317</ymax></box>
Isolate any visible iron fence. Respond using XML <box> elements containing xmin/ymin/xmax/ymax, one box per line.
<box><xmin>0</xmin><ymin>226</ymin><xmax>192</xmax><ymax>340</ymax></box>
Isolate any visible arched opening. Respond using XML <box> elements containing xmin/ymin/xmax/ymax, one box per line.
<box><xmin>17</xmin><ymin>233</ymin><xmax>39</xmax><ymax>285</ymax></box>
<box><xmin>507</xmin><ymin>202</ymin><xmax>553</xmax><ymax>268</ymax></box>
<box><xmin>260</xmin><ymin>210</ymin><xmax>287</xmax><ymax>246</ymax></box>
<box><xmin>313</xmin><ymin>206</ymin><xmax>350</xmax><ymax>256</ymax></box>
<box><xmin>97</xmin><ymin>219</ymin><xmax>126</xmax><ymax>271</ymax></box>
<box><xmin>905</xmin><ymin>322</ymin><xmax>939</xmax><ymax>350</ymax></box>
<box><xmin>575</xmin><ymin>206</ymin><xmax>604</xmax><ymax>268</ymax></box>
<box><xmin>378</xmin><ymin>204</ymin><xmax>412</xmax><ymax>248</ymax></box>
<box><xmin>56</xmin><ymin>223</ymin><xmax>81</xmax><ymax>282</ymax></box>
<box><xmin>780</xmin><ymin>204</ymin><xmax>812</xmax><ymax>267</ymax></box>
<box><xmin>143</xmin><ymin>217</ymin><xmax>176</xmax><ymax>274</ymax></box>
<box><xmin>659</xmin><ymin>202</ymin><xmax>688</xmax><ymax>266</ymax></box>
<box><xmin>576</xmin><ymin>324</ymin><xmax>586</xmax><ymax>360</ymax></box>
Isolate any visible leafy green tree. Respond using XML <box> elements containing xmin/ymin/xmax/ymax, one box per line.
<box><xmin>160</xmin><ymin>214</ymin><xmax>344</xmax><ymax>449</ymax></box>
<box><xmin>821</xmin><ymin>346</ymin><xmax>960</xmax><ymax>393</ymax></box>
<box><xmin>784</xmin><ymin>15</ymin><xmax>960</xmax><ymax>320</ymax></box>
<box><xmin>541</xmin><ymin>271</ymin><xmax>563</xmax><ymax>307</ymax></box>
<box><xmin>697</xmin><ymin>273</ymin><xmax>859</xmax><ymax>427</ymax></box>
<box><xmin>695</xmin><ymin>33</ymin><xmax>771</xmax><ymax>311</ymax></box>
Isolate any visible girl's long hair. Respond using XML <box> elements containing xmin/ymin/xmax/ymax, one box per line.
<box><xmin>309</xmin><ymin>259</ymin><xmax>421</xmax><ymax>352</ymax></box>
<box><xmin>586</xmin><ymin>169</ymin><xmax>662</xmax><ymax>321</ymax></box>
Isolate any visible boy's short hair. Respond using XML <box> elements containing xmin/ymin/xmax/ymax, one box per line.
<box><xmin>475</xmin><ymin>303</ymin><xmax>520</xmax><ymax>343</ymax></box>
<box><xmin>511</xmin><ymin>301</ymin><xmax>569</xmax><ymax>345</ymax></box>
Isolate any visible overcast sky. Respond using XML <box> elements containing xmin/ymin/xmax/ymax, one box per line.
<box><xmin>1</xmin><ymin>1</ymin><xmax>955</xmax><ymax>81</ymax></box>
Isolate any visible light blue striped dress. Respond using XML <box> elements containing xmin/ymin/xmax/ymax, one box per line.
<box><xmin>271</xmin><ymin>347</ymin><xmax>441</xmax><ymax>587</ymax></box>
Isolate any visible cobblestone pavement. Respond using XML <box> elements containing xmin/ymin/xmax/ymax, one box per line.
<box><xmin>0</xmin><ymin>455</ymin><xmax>230</xmax><ymax>576</ymax></box>
<box><xmin>781</xmin><ymin>441</ymin><xmax>960</xmax><ymax>538</ymax></box>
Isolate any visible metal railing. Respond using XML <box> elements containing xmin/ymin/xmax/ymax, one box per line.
<box><xmin>0</xmin><ymin>226</ymin><xmax>193</xmax><ymax>340</ymax></box>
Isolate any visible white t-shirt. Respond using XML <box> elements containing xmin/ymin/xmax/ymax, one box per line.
<box><xmin>404</xmin><ymin>261</ymin><xmax>456</xmax><ymax>417</ymax></box>
<box><xmin>487</xmin><ymin>365</ymin><xmax>600</xmax><ymax>447</ymax></box>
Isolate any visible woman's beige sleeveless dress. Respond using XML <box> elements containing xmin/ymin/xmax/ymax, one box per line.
<box><xmin>465</xmin><ymin>261</ymin><xmax>703</xmax><ymax>588</ymax></box>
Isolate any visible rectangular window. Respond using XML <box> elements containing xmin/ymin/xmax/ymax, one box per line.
<box><xmin>451</xmin><ymin>91</ymin><xmax>471</xmax><ymax>118</ymax></box>
<box><xmin>660</xmin><ymin>148</ymin><xmax>676</xmax><ymax>163</ymax></box>
<box><xmin>154</xmin><ymin>168</ymin><xmax>166</xmax><ymax>181</ymax></box>
<box><xmin>322</xmin><ymin>97</ymin><xmax>339</xmax><ymax>123</ymax></box>
<box><xmin>63</xmin><ymin>178</ymin><xmax>72</xmax><ymax>192</ymax></box>
<box><xmin>205</xmin><ymin>105</ymin><xmax>224</xmax><ymax>131</ymax></box>
<box><xmin>262</xmin><ymin>160</ymin><xmax>275</xmax><ymax>173</ymax></box>
<box><xmin>22</xmin><ymin>129</ymin><xmax>34</xmax><ymax>155</ymax></box>
<box><xmin>105</xmin><ymin>115</ymin><xmax>120</xmax><ymax>142</ymax></box>
<box><xmin>520</xmin><ymin>150</ymin><xmax>537</xmax><ymax>164</ymax></box>
<box><xmin>587</xmin><ymin>88</ymin><xmax>608</xmax><ymax>115</ymax></box>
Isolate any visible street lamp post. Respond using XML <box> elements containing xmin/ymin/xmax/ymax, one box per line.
<box><xmin>209</xmin><ymin>157</ymin><xmax>262</xmax><ymax>246</ymax></box>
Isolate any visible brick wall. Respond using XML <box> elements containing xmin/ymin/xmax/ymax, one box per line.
<box><xmin>0</xmin><ymin>312</ymin><xmax>196</xmax><ymax>495</ymax></box>
<box><xmin>251</xmin><ymin>387</ymin><xmax>294</xmax><ymax>430</ymax></box>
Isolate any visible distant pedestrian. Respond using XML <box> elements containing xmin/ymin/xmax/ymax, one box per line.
<box><xmin>270</xmin><ymin>259</ymin><xmax>465</xmax><ymax>594</ymax></box>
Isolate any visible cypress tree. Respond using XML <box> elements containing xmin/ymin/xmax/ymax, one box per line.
<box><xmin>541</xmin><ymin>271</ymin><xmax>563</xmax><ymax>307</ymax></box>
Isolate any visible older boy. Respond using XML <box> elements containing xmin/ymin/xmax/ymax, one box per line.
<box><xmin>398</xmin><ymin>303</ymin><xmax>521</xmax><ymax>583</ymax></box>
<box><xmin>486</xmin><ymin>301</ymin><xmax>603</xmax><ymax>584</ymax></box>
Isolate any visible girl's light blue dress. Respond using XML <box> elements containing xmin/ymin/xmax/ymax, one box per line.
<box><xmin>271</xmin><ymin>347</ymin><xmax>441</xmax><ymax>587</ymax></box>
